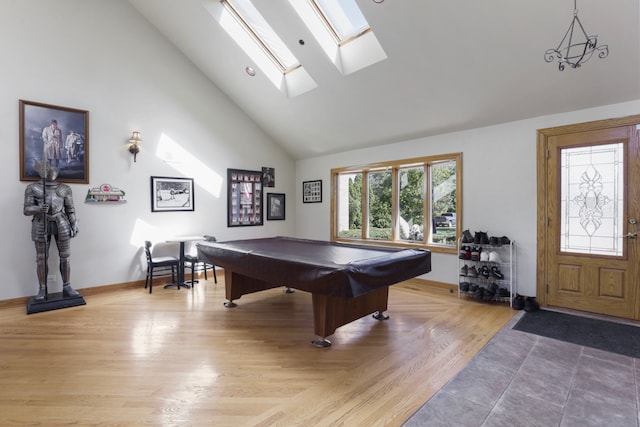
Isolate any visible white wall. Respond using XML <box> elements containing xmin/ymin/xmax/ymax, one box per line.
<box><xmin>295</xmin><ymin>100</ymin><xmax>640</xmax><ymax>297</ymax></box>
<box><xmin>0</xmin><ymin>0</ymin><xmax>295</xmax><ymax>300</ymax></box>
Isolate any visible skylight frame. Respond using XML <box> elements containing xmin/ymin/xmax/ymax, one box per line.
<box><xmin>220</xmin><ymin>0</ymin><xmax>301</xmax><ymax>74</ymax></box>
<box><xmin>309</xmin><ymin>0</ymin><xmax>371</xmax><ymax>46</ymax></box>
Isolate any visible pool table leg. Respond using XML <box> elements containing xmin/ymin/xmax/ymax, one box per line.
<box><xmin>311</xmin><ymin>287</ymin><xmax>390</xmax><ymax>345</ymax></box>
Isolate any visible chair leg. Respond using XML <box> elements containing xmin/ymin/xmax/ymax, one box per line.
<box><xmin>149</xmin><ymin>271</ymin><xmax>153</xmax><ymax>294</ymax></box>
<box><xmin>212</xmin><ymin>266</ymin><xmax>217</xmax><ymax>284</ymax></box>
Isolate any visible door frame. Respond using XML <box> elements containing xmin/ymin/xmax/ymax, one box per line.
<box><xmin>537</xmin><ymin>114</ymin><xmax>640</xmax><ymax>311</ymax></box>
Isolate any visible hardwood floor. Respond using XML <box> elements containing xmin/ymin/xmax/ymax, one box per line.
<box><xmin>0</xmin><ymin>275</ymin><xmax>515</xmax><ymax>426</ymax></box>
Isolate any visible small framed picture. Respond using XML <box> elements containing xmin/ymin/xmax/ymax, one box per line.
<box><xmin>267</xmin><ymin>193</ymin><xmax>285</xmax><ymax>220</ymax></box>
<box><xmin>19</xmin><ymin>99</ymin><xmax>89</xmax><ymax>184</ymax></box>
<box><xmin>151</xmin><ymin>176</ymin><xmax>195</xmax><ymax>212</ymax></box>
<box><xmin>303</xmin><ymin>180</ymin><xmax>322</xmax><ymax>203</ymax></box>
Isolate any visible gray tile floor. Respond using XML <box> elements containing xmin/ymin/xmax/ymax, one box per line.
<box><xmin>403</xmin><ymin>311</ymin><xmax>640</xmax><ymax>427</ymax></box>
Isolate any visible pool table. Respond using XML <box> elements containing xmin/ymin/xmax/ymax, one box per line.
<box><xmin>196</xmin><ymin>236</ymin><xmax>431</xmax><ymax>346</ymax></box>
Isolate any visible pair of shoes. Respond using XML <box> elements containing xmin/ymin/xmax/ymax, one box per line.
<box><xmin>462</xmin><ymin>229</ymin><xmax>474</xmax><ymax>243</ymax></box>
<box><xmin>512</xmin><ymin>294</ymin><xmax>525</xmax><ymax>310</ymax></box>
<box><xmin>459</xmin><ymin>282</ymin><xmax>470</xmax><ymax>292</ymax></box>
<box><xmin>524</xmin><ymin>297</ymin><xmax>540</xmax><ymax>312</ymax></box>
<box><xmin>470</xmin><ymin>247</ymin><xmax>482</xmax><ymax>261</ymax></box>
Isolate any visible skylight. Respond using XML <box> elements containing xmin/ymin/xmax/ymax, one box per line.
<box><xmin>221</xmin><ymin>0</ymin><xmax>300</xmax><ymax>73</ymax></box>
<box><xmin>310</xmin><ymin>0</ymin><xmax>370</xmax><ymax>44</ymax></box>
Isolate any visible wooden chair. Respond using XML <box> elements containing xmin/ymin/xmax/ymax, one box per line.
<box><xmin>184</xmin><ymin>235</ymin><xmax>217</xmax><ymax>285</ymax></box>
<box><xmin>144</xmin><ymin>241</ymin><xmax>179</xmax><ymax>293</ymax></box>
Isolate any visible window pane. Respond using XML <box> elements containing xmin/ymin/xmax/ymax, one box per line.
<box><xmin>399</xmin><ymin>166</ymin><xmax>425</xmax><ymax>242</ymax></box>
<box><xmin>368</xmin><ymin>170</ymin><xmax>392</xmax><ymax>239</ymax></box>
<box><xmin>337</xmin><ymin>173</ymin><xmax>362</xmax><ymax>238</ymax></box>
<box><xmin>313</xmin><ymin>0</ymin><xmax>369</xmax><ymax>41</ymax></box>
<box><xmin>430</xmin><ymin>160</ymin><xmax>457</xmax><ymax>245</ymax></box>
<box><xmin>560</xmin><ymin>143</ymin><xmax>624</xmax><ymax>256</ymax></box>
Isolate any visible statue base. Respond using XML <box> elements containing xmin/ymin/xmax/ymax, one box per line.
<box><xmin>26</xmin><ymin>291</ymin><xmax>86</xmax><ymax>314</ymax></box>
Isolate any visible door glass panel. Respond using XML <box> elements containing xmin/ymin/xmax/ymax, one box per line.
<box><xmin>560</xmin><ymin>142</ymin><xmax>624</xmax><ymax>256</ymax></box>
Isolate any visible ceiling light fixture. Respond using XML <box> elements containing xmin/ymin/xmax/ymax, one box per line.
<box><xmin>544</xmin><ymin>0</ymin><xmax>608</xmax><ymax>71</ymax></box>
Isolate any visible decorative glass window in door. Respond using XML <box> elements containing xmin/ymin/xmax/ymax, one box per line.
<box><xmin>560</xmin><ymin>142</ymin><xmax>624</xmax><ymax>256</ymax></box>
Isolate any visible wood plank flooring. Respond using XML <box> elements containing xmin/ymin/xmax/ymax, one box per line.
<box><xmin>0</xmin><ymin>275</ymin><xmax>515</xmax><ymax>426</ymax></box>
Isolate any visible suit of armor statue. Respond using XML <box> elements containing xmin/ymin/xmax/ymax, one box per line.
<box><xmin>23</xmin><ymin>163</ymin><xmax>80</xmax><ymax>301</ymax></box>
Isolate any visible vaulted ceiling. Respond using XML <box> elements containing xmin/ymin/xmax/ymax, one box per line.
<box><xmin>128</xmin><ymin>0</ymin><xmax>640</xmax><ymax>159</ymax></box>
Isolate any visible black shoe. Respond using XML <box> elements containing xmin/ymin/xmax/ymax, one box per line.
<box><xmin>479</xmin><ymin>232</ymin><xmax>490</xmax><ymax>245</ymax></box>
<box><xmin>480</xmin><ymin>265</ymin><xmax>490</xmax><ymax>278</ymax></box>
<box><xmin>491</xmin><ymin>266</ymin><xmax>504</xmax><ymax>280</ymax></box>
<box><xmin>462</xmin><ymin>230</ymin><xmax>474</xmax><ymax>244</ymax></box>
<box><xmin>524</xmin><ymin>297</ymin><xmax>540</xmax><ymax>312</ymax></box>
<box><xmin>470</xmin><ymin>247</ymin><xmax>481</xmax><ymax>261</ymax></box>
<box><xmin>498</xmin><ymin>288</ymin><xmax>510</xmax><ymax>298</ymax></box>
<box><xmin>470</xmin><ymin>283</ymin><xmax>479</xmax><ymax>292</ymax></box>
<box><xmin>499</xmin><ymin>236</ymin><xmax>511</xmax><ymax>245</ymax></box>
<box><xmin>513</xmin><ymin>294</ymin><xmax>524</xmax><ymax>310</ymax></box>
<box><xmin>489</xmin><ymin>236</ymin><xmax>499</xmax><ymax>246</ymax></box>
<box><xmin>460</xmin><ymin>282</ymin><xmax>470</xmax><ymax>292</ymax></box>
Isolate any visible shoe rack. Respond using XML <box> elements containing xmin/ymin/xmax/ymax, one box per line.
<box><xmin>458</xmin><ymin>234</ymin><xmax>516</xmax><ymax>307</ymax></box>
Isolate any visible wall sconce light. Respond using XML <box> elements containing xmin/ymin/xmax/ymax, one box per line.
<box><xmin>128</xmin><ymin>131</ymin><xmax>142</xmax><ymax>162</ymax></box>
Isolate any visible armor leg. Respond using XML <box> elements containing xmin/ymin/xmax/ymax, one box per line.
<box><xmin>56</xmin><ymin>236</ymin><xmax>80</xmax><ymax>298</ymax></box>
<box><xmin>34</xmin><ymin>240</ymin><xmax>49</xmax><ymax>301</ymax></box>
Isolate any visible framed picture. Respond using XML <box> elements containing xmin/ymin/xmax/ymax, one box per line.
<box><xmin>19</xmin><ymin>100</ymin><xmax>89</xmax><ymax>184</ymax></box>
<box><xmin>303</xmin><ymin>180</ymin><xmax>322</xmax><ymax>203</ymax></box>
<box><xmin>267</xmin><ymin>193</ymin><xmax>286</xmax><ymax>220</ymax></box>
<box><xmin>150</xmin><ymin>176</ymin><xmax>194</xmax><ymax>212</ymax></box>
<box><xmin>262</xmin><ymin>166</ymin><xmax>275</xmax><ymax>187</ymax></box>
<box><xmin>228</xmin><ymin>168</ymin><xmax>263</xmax><ymax>227</ymax></box>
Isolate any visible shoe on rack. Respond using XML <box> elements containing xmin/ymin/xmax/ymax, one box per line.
<box><xmin>489</xmin><ymin>251</ymin><xmax>502</xmax><ymax>263</ymax></box>
<box><xmin>458</xmin><ymin>245</ymin><xmax>471</xmax><ymax>260</ymax></box>
<box><xmin>480</xmin><ymin>265</ymin><xmax>491</xmax><ymax>278</ymax></box>
<box><xmin>480</xmin><ymin>251</ymin><xmax>490</xmax><ymax>262</ymax></box>
<box><xmin>462</xmin><ymin>229</ymin><xmax>474</xmax><ymax>244</ymax></box>
<box><xmin>512</xmin><ymin>294</ymin><xmax>525</xmax><ymax>310</ymax></box>
<box><xmin>491</xmin><ymin>266</ymin><xmax>504</xmax><ymax>280</ymax></box>
<box><xmin>499</xmin><ymin>236</ymin><xmax>511</xmax><ymax>245</ymax></box>
<box><xmin>475</xmin><ymin>287</ymin><xmax>485</xmax><ymax>299</ymax></box>
<box><xmin>459</xmin><ymin>282</ymin><xmax>470</xmax><ymax>292</ymax></box>
<box><xmin>524</xmin><ymin>297</ymin><xmax>540</xmax><ymax>312</ymax></box>
<box><xmin>474</xmin><ymin>232</ymin><xmax>482</xmax><ymax>244</ymax></box>
<box><xmin>489</xmin><ymin>236</ymin><xmax>499</xmax><ymax>246</ymax></box>
<box><xmin>498</xmin><ymin>287</ymin><xmax>510</xmax><ymax>298</ymax></box>
<box><xmin>460</xmin><ymin>264</ymin><xmax>469</xmax><ymax>276</ymax></box>
<box><xmin>470</xmin><ymin>247</ymin><xmax>481</xmax><ymax>261</ymax></box>
<box><xmin>468</xmin><ymin>266</ymin><xmax>479</xmax><ymax>278</ymax></box>
<box><xmin>479</xmin><ymin>232</ymin><xmax>490</xmax><ymax>245</ymax></box>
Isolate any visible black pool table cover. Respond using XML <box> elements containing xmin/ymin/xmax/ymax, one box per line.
<box><xmin>196</xmin><ymin>236</ymin><xmax>431</xmax><ymax>298</ymax></box>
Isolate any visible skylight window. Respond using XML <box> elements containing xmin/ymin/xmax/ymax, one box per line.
<box><xmin>221</xmin><ymin>0</ymin><xmax>300</xmax><ymax>73</ymax></box>
<box><xmin>288</xmin><ymin>0</ymin><xmax>386</xmax><ymax>75</ymax></box>
<box><xmin>310</xmin><ymin>0</ymin><xmax>370</xmax><ymax>44</ymax></box>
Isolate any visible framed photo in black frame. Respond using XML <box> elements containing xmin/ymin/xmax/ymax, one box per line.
<box><xmin>267</xmin><ymin>193</ymin><xmax>285</xmax><ymax>220</ymax></box>
<box><xmin>228</xmin><ymin>168</ymin><xmax>263</xmax><ymax>226</ymax></box>
<box><xmin>150</xmin><ymin>176</ymin><xmax>194</xmax><ymax>212</ymax></box>
<box><xmin>19</xmin><ymin>99</ymin><xmax>89</xmax><ymax>184</ymax></box>
<box><xmin>302</xmin><ymin>180</ymin><xmax>322</xmax><ymax>203</ymax></box>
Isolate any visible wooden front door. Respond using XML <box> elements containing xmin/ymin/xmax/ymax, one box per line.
<box><xmin>538</xmin><ymin>116</ymin><xmax>640</xmax><ymax>320</ymax></box>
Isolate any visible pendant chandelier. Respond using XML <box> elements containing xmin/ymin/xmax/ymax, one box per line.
<box><xmin>544</xmin><ymin>0</ymin><xmax>609</xmax><ymax>71</ymax></box>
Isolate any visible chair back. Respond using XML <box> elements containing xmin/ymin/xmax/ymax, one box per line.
<box><xmin>144</xmin><ymin>241</ymin><xmax>153</xmax><ymax>264</ymax></box>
